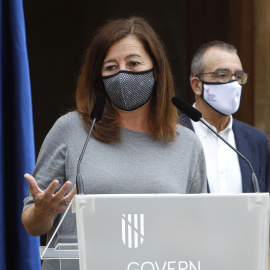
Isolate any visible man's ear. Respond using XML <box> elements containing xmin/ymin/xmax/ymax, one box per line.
<box><xmin>190</xmin><ymin>77</ymin><xmax>202</xmax><ymax>96</ymax></box>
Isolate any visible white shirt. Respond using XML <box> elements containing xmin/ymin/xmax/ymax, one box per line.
<box><xmin>191</xmin><ymin>109</ymin><xmax>242</xmax><ymax>193</ymax></box>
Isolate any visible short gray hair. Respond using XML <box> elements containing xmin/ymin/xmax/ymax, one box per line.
<box><xmin>190</xmin><ymin>40</ymin><xmax>238</xmax><ymax>77</ymax></box>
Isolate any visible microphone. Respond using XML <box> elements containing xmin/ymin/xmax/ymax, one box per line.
<box><xmin>76</xmin><ymin>95</ymin><xmax>106</xmax><ymax>194</ymax></box>
<box><xmin>172</xmin><ymin>96</ymin><xmax>260</xmax><ymax>193</ymax></box>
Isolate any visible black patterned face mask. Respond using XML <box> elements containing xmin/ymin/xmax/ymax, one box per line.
<box><xmin>102</xmin><ymin>69</ymin><xmax>155</xmax><ymax>111</ymax></box>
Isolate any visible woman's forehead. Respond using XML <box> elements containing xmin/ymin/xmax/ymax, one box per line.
<box><xmin>104</xmin><ymin>36</ymin><xmax>149</xmax><ymax>61</ymax></box>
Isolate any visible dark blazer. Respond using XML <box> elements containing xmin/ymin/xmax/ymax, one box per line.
<box><xmin>180</xmin><ymin>114</ymin><xmax>270</xmax><ymax>193</ymax></box>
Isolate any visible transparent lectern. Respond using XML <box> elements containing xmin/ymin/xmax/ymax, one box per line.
<box><xmin>40</xmin><ymin>193</ymin><xmax>269</xmax><ymax>270</ymax></box>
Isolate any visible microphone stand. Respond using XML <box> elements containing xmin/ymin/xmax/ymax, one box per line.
<box><xmin>76</xmin><ymin>118</ymin><xmax>97</xmax><ymax>194</ymax></box>
<box><xmin>199</xmin><ymin>118</ymin><xmax>260</xmax><ymax>193</ymax></box>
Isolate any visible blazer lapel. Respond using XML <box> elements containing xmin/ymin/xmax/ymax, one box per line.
<box><xmin>232</xmin><ymin>120</ymin><xmax>252</xmax><ymax>192</ymax></box>
<box><xmin>179</xmin><ymin>114</ymin><xmax>194</xmax><ymax>131</ymax></box>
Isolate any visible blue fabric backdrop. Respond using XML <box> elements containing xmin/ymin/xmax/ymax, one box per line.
<box><xmin>0</xmin><ymin>0</ymin><xmax>41</xmax><ymax>269</ymax></box>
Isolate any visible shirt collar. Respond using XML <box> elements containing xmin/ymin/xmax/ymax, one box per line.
<box><xmin>192</xmin><ymin>103</ymin><xmax>233</xmax><ymax>138</ymax></box>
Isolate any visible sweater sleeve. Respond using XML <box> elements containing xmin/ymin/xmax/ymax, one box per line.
<box><xmin>23</xmin><ymin>114</ymin><xmax>70</xmax><ymax>211</ymax></box>
<box><xmin>190</xmin><ymin>145</ymin><xmax>207</xmax><ymax>193</ymax></box>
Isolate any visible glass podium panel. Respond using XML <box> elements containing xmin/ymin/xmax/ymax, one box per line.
<box><xmin>40</xmin><ymin>243</ymin><xmax>79</xmax><ymax>260</ymax></box>
<box><xmin>40</xmin><ymin>198</ymin><xmax>80</xmax><ymax>269</ymax></box>
<box><xmin>40</xmin><ymin>193</ymin><xmax>270</xmax><ymax>270</ymax></box>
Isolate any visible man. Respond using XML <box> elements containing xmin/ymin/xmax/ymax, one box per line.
<box><xmin>181</xmin><ymin>40</ymin><xmax>270</xmax><ymax>193</ymax></box>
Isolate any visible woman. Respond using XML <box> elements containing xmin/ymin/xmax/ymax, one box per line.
<box><xmin>22</xmin><ymin>16</ymin><xmax>207</xmax><ymax>269</ymax></box>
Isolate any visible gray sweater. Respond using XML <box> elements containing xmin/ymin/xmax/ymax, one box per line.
<box><xmin>23</xmin><ymin>111</ymin><xmax>207</xmax><ymax>269</ymax></box>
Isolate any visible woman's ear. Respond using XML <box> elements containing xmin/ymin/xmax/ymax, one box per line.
<box><xmin>190</xmin><ymin>77</ymin><xmax>203</xmax><ymax>96</ymax></box>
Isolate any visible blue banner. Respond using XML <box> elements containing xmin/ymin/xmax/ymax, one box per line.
<box><xmin>0</xmin><ymin>0</ymin><xmax>41</xmax><ymax>269</ymax></box>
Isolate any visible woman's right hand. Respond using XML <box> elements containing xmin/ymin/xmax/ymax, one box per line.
<box><xmin>24</xmin><ymin>173</ymin><xmax>77</xmax><ymax>217</ymax></box>
<box><xmin>22</xmin><ymin>173</ymin><xmax>77</xmax><ymax>236</ymax></box>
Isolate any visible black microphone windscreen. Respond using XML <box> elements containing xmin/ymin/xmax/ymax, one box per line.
<box><xmin>172</xmin><ymin>97</ymin><xmax>202</xmax><ymax>122</ymax></box>
<box><xmin>90</xmin><ymin>95</ymin><xmax>106</xmax><ymax>122</ymax></box>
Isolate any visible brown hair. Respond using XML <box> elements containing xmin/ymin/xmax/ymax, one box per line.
<box><xmin>76</xmin><ymin>16</ymin><xmax>178</xmax><ymax>142</ymax></box>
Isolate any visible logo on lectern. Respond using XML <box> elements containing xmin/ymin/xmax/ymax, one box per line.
<box><xmin>122</xmin><ymin>214</ymin><xmax>144</xmax><ymax>248</ymax></box>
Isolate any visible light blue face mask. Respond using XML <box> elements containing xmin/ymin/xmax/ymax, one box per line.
<box><xmin>102</xmin><ymin>69</ymin><xmax>155</xmax><ymax>111</ymax></box>
<box><xmin>202</xmin><ymin>80</ymin><xmax>242</xmax><ymax>116</ymax></box>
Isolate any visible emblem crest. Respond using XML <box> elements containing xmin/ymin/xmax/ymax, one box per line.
<box><xmin>122</xmin><ymin>214</ymin><xmax>144</xmax><ymax>248</ymax></box>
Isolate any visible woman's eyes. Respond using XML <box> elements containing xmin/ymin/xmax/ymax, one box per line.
<box><xmin>104</xmin><ymin>61</ymin><xmax>140</xmax><ymax>71</ymax></box>
<box><xmin>129</xmin><ymin>61</ymin><xmax>140</xmax><ymax>67</ymax></box>
<box><xmin>105</xmin><ymin>65</ymin><xmax>116</xmax><ymax>71</ymax></box>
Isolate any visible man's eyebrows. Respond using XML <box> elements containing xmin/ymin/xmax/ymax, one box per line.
<box><xmin>214</xmin><ymin>68</ymin><xmax>244</xmax><ymax>73</ymax></box>
<box><xmin>214</xmin><ymin>68</ymin><xmax>230</xmax><ymax>72</ymax></box>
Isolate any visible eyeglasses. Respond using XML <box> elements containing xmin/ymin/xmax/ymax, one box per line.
<box><xmin>195</xmin><ymin>70</ymin><xmax>249</xmax><ymax>85</ymax></box>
